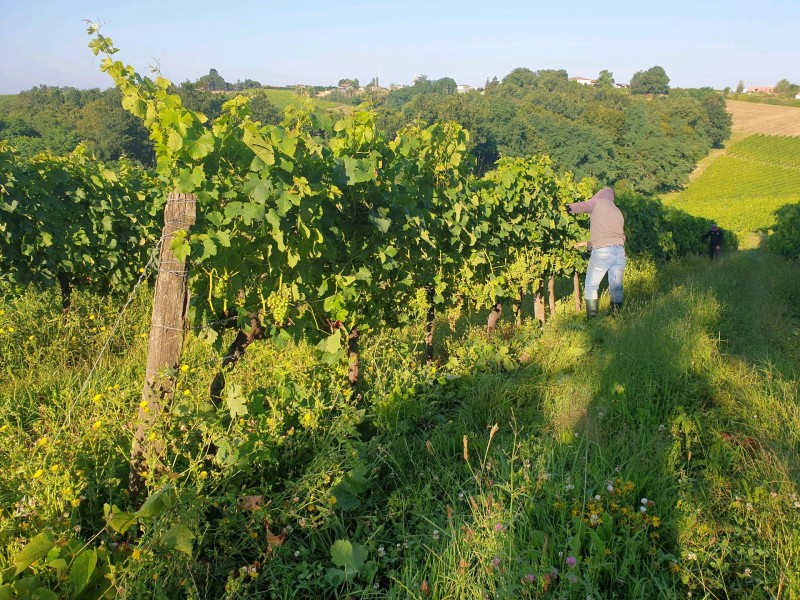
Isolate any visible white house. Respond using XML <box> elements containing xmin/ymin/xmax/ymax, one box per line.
<box><xmin>795</xmin><ymin>92</ymin><xmax>800</xmax><ymax>100</ymax></box>
<box><xmin>569</xmin><ymin>76</ymin><xmax>596</xmax><ymax>86</ymax></box>
<box><xmin>456</xmin><ymin>84</ymin><xmax>475</xmax><ymax>93</ymax></box>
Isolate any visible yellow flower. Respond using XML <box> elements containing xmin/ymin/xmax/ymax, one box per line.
<box><xmin>7</xmin><ymin>327</ymin><xmax>14</xmax><ymax>333</ymax></box>
<box><xmin>32</xmin><ymin>469</ymin><xmax>44</xmax><ymax>479</ymax></box>
<box><xmin>93</xmin><ymin>394</ymin><xmax>103</xmax><ymax>403</ymax></box>
<box><xmin>28</xmin><ymin>335</ymin><xmax>35</xmax><ymax>341</ymax></box>
<box><xmin>140</xmin><ymin>333</ymin><xmax>148</xmax><ymax>338</ymax></box>
<box><xmin>50</xmin><ymin>464</ymin><xmax>60</xmax><ymax>473</ymax></box>
<box><xmin>183</xmin><ymin>390</ymin><xmax>191</xmax><ymax>397</ymax></box>
<box><xmin>199</xmin><ymin>471</ymin><xmax>208</xmax><ymax>479</ymax></box>
<box><xmin>89</xmin><ymin>315</ymin><xmax>95</xmax><ymax>321</ymax></box>
<box><xmin>36</xmin><ymin>436</ymin><xmax>49</xmax><ymax>447</ymax></box>
<box><xmin>307</xmin><ymin>504</ymin><xmax>316</xmax><ymax>512</ymax></box>
<box><xmin>180</xmin><ymin>364</ymin><xmax>189</xmax><ymax>372</ymax></box>
<box><xmin>139</xmin><ymin>400</ymin><xmax>148</xmax><ymax>409</ymax></box>
<box><xmin>148</xmin><ymin>432</ymin><xmax>156</xmax><ymax>441</ymax></box>
<box><xmin>92</xmin><ymin>420</ymin><xmax>102</xmax><ymax>430</ymax></box>
<box><xmin>132</xmin><ymin>549</ymin><xmax>141</xmax><ymax>560</ymax></box>
<box><xmin>329</xmin><ymin>496</ymin><xmax>337</xmax><ymax>505</ymax></box>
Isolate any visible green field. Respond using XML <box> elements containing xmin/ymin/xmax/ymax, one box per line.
<box><xmin>663</xmin><ymin>134</ymin><xmax>800</xmax><ymax>233</ymax></box>
<box><xmin>252</xmin><ymin>88</ymin><xmax>351</xmax><ymax>112</ymax></box>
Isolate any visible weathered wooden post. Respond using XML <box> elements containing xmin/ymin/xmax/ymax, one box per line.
<box><xmin>130</xmin><ymin>192</ymin><xmax>196</xmax><ymax>500</ymax></box>
<box><xmin>547</xmin><ymin>275</ymin><xmax>556</xmax><ymax>316</ymax></box>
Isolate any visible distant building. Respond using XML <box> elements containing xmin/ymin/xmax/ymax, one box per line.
<box><xmin>569</xmin><ymin>76</ymin><xmax>596</xmax><ymax>86</ymax></box>
<box><xmin>795</xmin><ymin>92</ymin><xmax>800</xmax><ymax>100</ymax></box>
<box><xmin>456</xmin><ymin>84</ymin><xmax>475</xmax><ymax>93</ymax></box>
<box><xmin>614</xmin><ymin>83</ymin><xmax>630</xmax><ymax>89</ymax></box>
<box><xmin>747</xmin><ymin>86</ymin><xmax>775</xmax><ymax>94</ymax></box>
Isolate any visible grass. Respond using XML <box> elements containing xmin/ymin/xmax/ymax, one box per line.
<box><xmin>1</xmin><ymin>247</ymin><xmax>799</xmax><ymax>598</ymax></box>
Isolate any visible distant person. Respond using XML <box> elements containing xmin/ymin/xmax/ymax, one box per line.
<box><xmin>701</xmin><ymin>223</ymin><xmax>723</xmax><ymax>260</ymax></box>
<box><xmin>567</xmin><ymin>187</ymin><xmax>626</xmax><ymax>317</ymax></box>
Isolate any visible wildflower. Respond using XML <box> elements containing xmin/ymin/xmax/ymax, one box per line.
<box><xmin>743</xmin><ymin>568</ymin><xmax>752</xmax><ymax>578</ymax></box>
<box><xmin>606</xmin><ymin>484</ymin><xmax>613</xmax><ymax>493</ymax></box>
<box><xmin>328</xmin><ymin>496</ymin><xmax>336</xmax><ymax>505</ymax></box>
<box><xmin>651</xmin><ymin>516</ymin><xmax>660</xmax><ymax>527</ymax></box>
<box><xmin>180</xmin><ymin>364</ymin><xmax>189</xmax><ymax>372</ymax></box>
<box><xmin>491</xmin><ymin>556</ymin><xmax>500</xmax><ymax>567</ymax></box>
<box><xmin>199</xmin><ymin>471</ymin><xmax>208</xmax><ymax>479</ymax></box>
<box><xmin>183</xmin><ymin>390</ymin><xmax>191</xmax><ymax>397</ymax></box>
<box><xmin>594</xmin><ymin>494</ymin><xmax>601</xmax><ymax>501</ymax></box>
<box><xmin>589</xmin><ymin>514</ymin><xmax>599</xmax><ymax>525</ymax></box>
<box><xmin>132</xmin><ymin>549</ymin><xmax>141</xmax><ymax>560</ymax></box>
<box><xmin>32</xmin><ymin>469</ymin><xmax>44</xmax><ymax>479</ymax></box>
<box><xmin>307</xmin><ymin>504</ymin><xmax>315</xmax><ymax>512</ymax></box>
<box><xmin>35</xmin><ymin>436</ymin><xmax>48</xmax><ymax>447</ymax></box>
<box><xmin>432</xmin><ymin>529</ymin><xmax>440</xmax><ymax>541</ymax></box>
<box><xmin>495</xmin><ymin>523</ymin><xmax>506</xmax><ymax>532</ymax></box>
<box><xmin>294</xmin><ymin>550</ymin><xmax>300</xmax><ymax>557</ymax></box>
<box><xmin>565</xmin><ymin>483</ymin><xmax>575</xmax><ymax>492</ymax></box>
<box><xmin>525</xmin><ymin>574</ymin><xmax>535</xmax><ymax>583</ymax></box>
<box><xmin>92</xmin><ymin>420</ymin><xmax>102</xmax><ymax>430</ymax></box>
<box><xmin>687</xmin><ymin>552</ymin><xmax>697</xmax><ymax>560</ymax></box>
<box><xmin>641</xmin><ymin>498</ymin><xmax>648</xmax><ymax>505</ymax></box>
<box><xmin>640</xmin><ymin>506</ymin><xmax>647</xmax><ymax>513</ymax></box>
<box><xmin>377</xmin><ymin>546</ymin><xmax>385</xmax><ymax>557</ymax></box>
<box><xmin>567</xmin><ymin>574</ymin><xmax>578</xmax><ymax>584</ymax></box>
<box><xmin>566</xmin><ymin>556</ymin><xmax>577</xmax><ymax>567</ymax></box>
<box><xmin>71</xmin><ymin>499</ymin><xmax>81</xmax><ymax>507</ymax></box>
<box><xmin>658</xmin><ymin>423</ymin><xmax>666</xmax><ymax>432</ymax></box>
<box><xmin>139</xmin><ymin>400</ymin><xmax>148</xmax><ymax>409</ymax></box>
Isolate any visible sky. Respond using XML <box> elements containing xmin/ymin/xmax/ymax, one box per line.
<box><xmin>1</xmin><ymin>0</ymin><xmax>798</xmax><ymax>94</ymax></box>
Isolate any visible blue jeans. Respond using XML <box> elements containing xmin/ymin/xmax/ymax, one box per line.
<box><xmin>585</xmin><ymin>245</ymin><xmax>626</xmax><ymax>303</ymax></box>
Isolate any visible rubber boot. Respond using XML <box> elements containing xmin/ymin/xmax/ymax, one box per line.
<box><xmin>610</xmin><ymin>301</ymin><xmax>623</xmax><ymax>315</ymax></box>
<box><xmin>585</xmin><ymin>298</ymin><xmax>598</xmax><ymax>319</ymax></box>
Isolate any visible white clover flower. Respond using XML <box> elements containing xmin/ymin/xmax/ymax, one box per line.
<box><xmin>640</xmin><ymin>506</ymin><xmax>647</xmax><ymax>513</ymax></box>
<box><xmin>594</xmin><ymin>494</ymin><xmax>601</xmax><ymax>501</ymax></box>
<box><xmin>606</xmin><ymin>484</ymin><xmax>613</xmax><ymax>493</ymax></box>
<box><xmin>687</xmin><ymin>552</ymin><xmax>697</xmax><ymax>560</ymax></box>
<box><xmin>641</xmin><ymin>498</ymin><xmax>648</xmax><ymax>505</ymax></box>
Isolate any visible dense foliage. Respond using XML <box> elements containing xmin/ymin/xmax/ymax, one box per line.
<box><xmin>376</xmin><ymin>70</ymin><xmax>731</xmax><ymax>193</ymax></box>
<box><xmin>769</xmin><ymin>202</ymin><xmax>800</xmax><ymax>259</ymax></box>
<box><xmin>0</xmin><ymin>143</ymin><xmax>162</xmax><ymax>306</ymax></box>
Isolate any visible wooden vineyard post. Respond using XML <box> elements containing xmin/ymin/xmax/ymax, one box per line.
<box><xmin>130</xmin><ymin>192</ymin><xmax>196</xmax><ymax>501</ymax></box>
<box><xmin>534</xmin><ymin>286</ymin><xmax>546</xmax><ymax>326</ymax></box>
<box><xmin>548</xmin><ymin>275</ymin><xmax>556</xmax><ymax>316</ymax></box>
<box><xmin>573</xmin><ymin>271</ymin><xmax>582</xmax><ymax>313</ymax></box>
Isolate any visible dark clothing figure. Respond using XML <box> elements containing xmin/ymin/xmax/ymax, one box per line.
<box><xmin>701</xmin><ymin>225</ymin><xmax>723</xmax><ymax>260</ymax></box>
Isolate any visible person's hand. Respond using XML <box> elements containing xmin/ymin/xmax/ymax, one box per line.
<box><xmin>566</xmin><ymin>205</ymin><xmax>573</xmax><ymax>215</ymax></box>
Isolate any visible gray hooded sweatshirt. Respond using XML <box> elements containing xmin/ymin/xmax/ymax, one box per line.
<box><xmin>568</xmin><ymin>187</ymin><xmax>626</xmax><ymax>250</ymax></box>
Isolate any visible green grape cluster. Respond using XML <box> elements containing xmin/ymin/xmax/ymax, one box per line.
<box><xmin>265</xmin><ymin>288</ymin><xmax>290</xmax><ymax>325</ymax></box>
<box><xmin>410</xmin><ymin>287</ymin><xmax>429</xmax><ymax>320</ymax></box>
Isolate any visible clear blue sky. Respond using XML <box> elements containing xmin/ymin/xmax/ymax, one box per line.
<box><xmin>1</xmin><ymin>0</ymin><xmax>798</xmax><ymax>94</ymax></box>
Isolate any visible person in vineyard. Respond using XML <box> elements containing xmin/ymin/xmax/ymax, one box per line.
<box><xmin>567</xmin><ymin>187</ymin><xmax>626</xmax><ymax>317</ymax></box>
<box><xmin>701</xmin><ymin>223</ymin><xmax>723</xmax><ymax>260</ymax></box>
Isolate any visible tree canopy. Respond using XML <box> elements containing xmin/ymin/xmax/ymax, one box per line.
<box><xmin>630</xmin><ymin>66</ymin><xmax>670</xmax><ymax>95</ymax></box>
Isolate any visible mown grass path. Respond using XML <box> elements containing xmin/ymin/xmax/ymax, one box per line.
<box><xmin>504</xmin><ymin>249</ymin><xmax>800</xmax><ymax>599</ymax></box>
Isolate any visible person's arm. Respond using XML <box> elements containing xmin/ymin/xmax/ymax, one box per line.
<box><xmin>701</xmin><ymin>230</ymin><xmax>710</xmax><ymax>241</ymax></box>
<box><xmin>567</xmin><ymin>196</ymin><xmax>597</xmax><ymax>215</ymax></box>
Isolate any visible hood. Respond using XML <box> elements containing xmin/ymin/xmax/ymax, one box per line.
<box><xmin>592</xmin><ymin>187</ymin><xmax>615</xmax><ymax>203</ymax></box>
